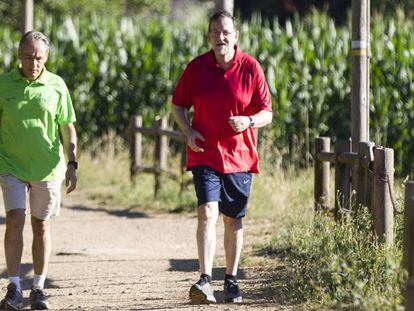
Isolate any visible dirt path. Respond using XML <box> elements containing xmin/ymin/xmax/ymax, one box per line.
<box><xmin>0</xmin><ymin>191</ymin><xmax>298</xmax><ymax>310</ymax></box>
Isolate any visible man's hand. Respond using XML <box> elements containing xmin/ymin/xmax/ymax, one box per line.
<box><xmin>65</xmin><ymin>165</ymin><xmax>77</xmax><ymax>194</ymax></box>
<box><xmin>187</xmin><ymin>129</ymin><xmax>205</xmax><ymax>152</ymax></box>
<box><xmin>229</xmin><ymin>116</ymin><xmax>250</xmax><ymax>133</ymax></box>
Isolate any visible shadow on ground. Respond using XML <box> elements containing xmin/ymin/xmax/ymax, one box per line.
<box><xmin>66</xmin><ymin>204</ymin><xmax>148</xmax><ymax>218</ymax></box>
<box><xmin>168</xmin><ymin>258</ymin><xmax>246</xmax><ymax>278</ymax></box>
<box><xmin>168</xmin><ymin>257</ymin><xmax>302</xmax><ymax>308</ymax></box>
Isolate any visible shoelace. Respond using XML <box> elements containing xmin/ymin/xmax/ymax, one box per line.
<box><xmin>32</xmin><ymin>289</ymin><xmax>46</xmax><ymax>300</ymax></box>
<box><xmin>225</xmin><ymin>281</ymin><xmax>239</xmax><ymax>293</ymax></box>
<box><xmin>5</xmin><ymin>288</ymin><xmax>19</xmax><ymax>299</ymax></box>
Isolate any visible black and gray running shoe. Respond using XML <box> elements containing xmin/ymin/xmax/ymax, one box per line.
<box><xmin>224</xmin><ymin>278</ymin><xmax>242</xmax><ymax>303</ymax></box>
<box><xmin>189</xmin><ymin>278</ymin><xmax>216</xmax><ymax>304</ymax></box>
<box><xmin>0</xmin><ymin>283</ymin><xmax>23</xmax><ymax>310</ymax></box>
<box><xmin>29</xmin><ymin>287</ymin><xmax>49</xmax><ymax>310</ymax></box>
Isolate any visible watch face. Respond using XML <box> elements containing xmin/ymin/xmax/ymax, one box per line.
<box><xmin>68</xmin><ymin>161</ymin><xmax>78</xmax><ymax>169</ymax></box>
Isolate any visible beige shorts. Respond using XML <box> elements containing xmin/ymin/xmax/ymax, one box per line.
<box><xmin>0</xmin><ymin>173</ymin><xmax>62</xmax><ymax>220</ymax></box>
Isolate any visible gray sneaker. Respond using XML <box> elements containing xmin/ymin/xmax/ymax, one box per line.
<box><xmin>224</xmin><ymin>278</ymin><xmax>242</xmax><ymax>303</ymax></box>
<box><xmin>0</xmin><ymin>283</ymin><xmax>23</xmax><ymax>310</ymax></box>
<box><xmin>189</xmin><ymin>279</ymin><xmax>216</xmax><ymax>304</ymax></box>
<box><xmin>29</xmin><ymin>287</ymin><xmax>49</xmax><ymax>310</ymax></box>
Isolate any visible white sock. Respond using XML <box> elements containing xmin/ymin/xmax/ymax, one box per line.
<box><xmin>9</xmin><ymin>276</ymin><xmax>21</xmax><ymax>292</ymax></box>
<box><xmin>33</xmin><ymin>274</ymin><xmax>46</xmax><ymax>289</ymax></box>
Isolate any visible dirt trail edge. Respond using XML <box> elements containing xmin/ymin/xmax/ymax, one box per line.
<box><xmin>0</xmin><ymin>192</ymin><xmax>297</xmax><ymax>310</ymax></box>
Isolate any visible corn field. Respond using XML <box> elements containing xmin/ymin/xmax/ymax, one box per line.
<box><xmin>0</xmin><ymin>11</ymin><xmax>413</xmax><ymax>174</ymax></box>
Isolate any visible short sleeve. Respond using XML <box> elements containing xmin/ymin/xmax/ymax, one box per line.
<box><xmin>251</xmin><ymin>60</ymin><xmax>272</xmax><ymax>112</ymax></box>
<box><xmin>172</xmin><ymin>64</ymin><xmax>193</xmax><ymax>109</ymax></box>
<box><xmin>57</xmin><ymin>83</ymin><xmax>76</xmax><ymax>124</ymax></box>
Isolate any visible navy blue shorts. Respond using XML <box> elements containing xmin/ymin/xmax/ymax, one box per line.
<box><xmin>191</xmin><ymin>165</ymin><xmax>253</xmax><ymax>219</ymax></box>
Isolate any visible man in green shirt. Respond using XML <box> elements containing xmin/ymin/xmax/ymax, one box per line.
<box><xmin>0</xmin><ymin>31</ymin><xmax>77</xmax><ymax>310</ymax></box>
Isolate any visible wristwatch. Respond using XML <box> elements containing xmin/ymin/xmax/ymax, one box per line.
<box><xmin>67</xmin><ymin>161</ymin><xmax>78</xmax><ymax>169</ymax></box>
<box><xmin>248</xmin><ymin>116</ymin><xmax>255</xmax><ymax>128</ymax></box>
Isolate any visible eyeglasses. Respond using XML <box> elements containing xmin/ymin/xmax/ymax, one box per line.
<box><xmin>209</xmin><ymin>30</ymin><xmax>236</xmax><ymax>38</ymax></box>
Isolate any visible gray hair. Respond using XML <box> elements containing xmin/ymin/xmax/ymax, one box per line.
<box><xmin>18</xmin><ymin>31</ymin><xmax>49</xmax><ymax>54</ymax></box>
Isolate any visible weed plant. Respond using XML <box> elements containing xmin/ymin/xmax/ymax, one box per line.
<box><xmin>267</xmin><ymin>203</ymin><xmax>406</xmax><ymax>309</ymax></box>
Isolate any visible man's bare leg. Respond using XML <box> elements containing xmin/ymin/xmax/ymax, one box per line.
<box><xmin>223</xmin><ymin>215</ymin><xmax>243</xmax><ymax>276</ymax></box>
<box><xmin>31</xmin><ymin>216</ymin><xmax>52</xmax><ymax>279</ymax></box>
<box><xmin>5</xmin><ymin>210</ymin><xmax>25</xmax><ymax>283</ymax></box>
<box><xmin>197</xmin><ymin>202</ymin><xmax>219</xmax><ymax>276</ymax></box>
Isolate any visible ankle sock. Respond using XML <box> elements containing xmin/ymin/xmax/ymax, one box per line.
<box><xmin>225</xmin><ymin>274</ymin><xmax>237</xmax><ymax>282</ymax></box>
<box><xmin>9</xmin><ymin>276</ymin><xmax>21</xmax><ymax>292</ymax></box>
<box><xmin>33</xmin><ymin>274</ymin><xmax>46</xmax><ymax>289</ymax></box>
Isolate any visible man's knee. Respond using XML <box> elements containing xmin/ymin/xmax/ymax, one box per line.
<box><xmin>6</xmin><ymin>209</ymin><xmax>25</xmax><ymax>232</ymax></box>
<box><xmin>31</xmin><ymin>217</ymin><xmax>51</xmax><ymax>236</ymax></box>
<box><xmin>198</xmin><ymin>202</ymin><xmax>219</xmax><ymax>222</ymax></box>
<box><xmin>223</xmin><ymin>215</ymin><xmax>243</xmax><ymax>231</ymax></box>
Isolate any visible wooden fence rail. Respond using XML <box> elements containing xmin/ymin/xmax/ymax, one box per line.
<box><xmin>314</xmin><ymin>137</ymin><xmax>394</xmax><ymax>245</ymax></box>
<box><xmin>129</xmin><ymin>115</ymin><xmax>186</xmax><ymax>199</ymax></box>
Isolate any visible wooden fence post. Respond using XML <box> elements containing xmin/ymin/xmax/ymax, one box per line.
<box><xmin>357</xmin><ymin>141</ymin><xmax>374</xmax><ymax>211</ymax></box>
<box><xmin>372</xmin><ymin>147</ymin><xmax>394</xmax><ymax>245</ymax></box>
<box><xmin>154</xmin><ymin>117</ymin><xmax>169</xmax><ymax>199</ymax></box>
<box><xmin>335</xmin><ymin>138</ymin><xmax>352</xmax><ymax>219</ymax></box>
<box><xmin>158</xmin><ymin>117</ymin><xmax>168</xmax><ymax>171</ymax></box>
<box><xmin>129</xmin><ymin>115</ymin><xmax>142</xmax><ymax>180</ymax></box>
<box><xmin>314</xmin><ymin>137</ymin><xmax>330</xmax><ymax>211</ymax></box>
<box><xmin>404</xmin><ymin>181</ymin><xmax>414</xmax><ymax>311</ymax></box>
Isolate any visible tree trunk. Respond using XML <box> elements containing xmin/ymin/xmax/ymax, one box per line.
<box><xmin>21</xmin><ymin>0</ymin><xmax>33</xmax><ymax>34</ymax></box>
<box><xmin>215</xmin><ymin>0</ymin><xmax>234</xmax><ymax>14</ymax></box>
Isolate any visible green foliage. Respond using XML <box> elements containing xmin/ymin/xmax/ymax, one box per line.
<box><xmin>0</xmin><ymin>11</ymin><xmax>413</xmax><ymax>174</ymax></box>
<box><xmin>0</xmin><ymin>0</ymin><xmax>169</xmax><ymax>30</ymax></box>
<box><xmin>268</xmin><ymin>207</ymin><xmax>406</xmax><ymax>309</ymax></box>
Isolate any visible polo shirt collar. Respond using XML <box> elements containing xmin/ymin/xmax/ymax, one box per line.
<box><xmin>208</xmin><ymin>44</ymin><xmax>242</xmax><ymax>69</ymax></box>
<box><xmin>13</xmin><ymin>65</ymin><xmax>48</xmax><ymax>85</ymax></box>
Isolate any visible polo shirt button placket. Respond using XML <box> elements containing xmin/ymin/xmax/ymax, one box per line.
<box><xmin>24</xmin><ymin>85</ymin><xmax>30</xmax><ymax>98</ymax></box>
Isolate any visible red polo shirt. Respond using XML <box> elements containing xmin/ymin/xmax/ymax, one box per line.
<box><xmin>172</xmin><ymin>46</ymin><xmax>272</xmax><ymax>174</ymax></box>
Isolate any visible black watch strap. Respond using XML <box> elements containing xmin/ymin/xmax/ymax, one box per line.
<box><xmin>67</xmin><ymin>161</ymin><xmax>78</xmax><ymax>169</ymax></box>
<box><xmin>248</xmin><ymin>116</ymin><xmax>255</xmax><ymax>128</ymax></box>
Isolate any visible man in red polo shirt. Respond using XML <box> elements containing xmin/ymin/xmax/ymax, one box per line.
<box><xmin>172</xmin><ymin>11</ymin><xmax>272</xmax><ymax>304</ymax></box>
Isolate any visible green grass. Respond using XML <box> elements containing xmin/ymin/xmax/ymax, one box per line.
<box><xmin>77</xmin><ymin>135</ymin><xmax>197</xmax><ymax>212</ymax></box>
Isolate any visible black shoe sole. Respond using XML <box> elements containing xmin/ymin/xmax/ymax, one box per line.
<box><xmin>189</xmin><ymin>285</ymin><xmax>216</xmax><ymax>304</ymax></box>
<box><xmin>30</xmin><ymin>302</ymin><xmax>48</xmax><ymax>310</ymax></box>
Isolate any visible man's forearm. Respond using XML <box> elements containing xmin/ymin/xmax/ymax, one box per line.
<box><xmin>250</xmin><ymin>110</ymin><xmax>272</xmax><ymax>128</ymax></box>
<box><xmin>60</xmin><ymin>123</ymin><xmax>77</xmax><ymax>161</ymax></box>
<box><xmin>171</xmin><ymin>105</ymin><xmax>192</xmax><ymax>137</ymax></box>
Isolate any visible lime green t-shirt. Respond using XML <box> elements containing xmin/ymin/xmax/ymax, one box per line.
<box><xmin>0</xmin><ymin>67</ymin><xmax>76</xmax><ymax>181</ymax></box>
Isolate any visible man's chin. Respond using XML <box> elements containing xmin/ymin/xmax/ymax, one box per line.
<box><xmin>25</xmin><ymin>72</ymin><xmax>39</xmax><ymax>80</ymax></box>
<box><xmin>214</xmin><ymin>48</ymin><xmax>228</xmax><ymax>56</ymax></box>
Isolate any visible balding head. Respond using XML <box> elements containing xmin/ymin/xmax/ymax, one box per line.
<box><xmin>18</xmin><ymin>31</ymin><xmax>49</xmax><ymax>56</ymax></box>
<box><xmin>18</xmin><ymin>31</ymin><xmax>49</xmax><ymax>81</ymax></box>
